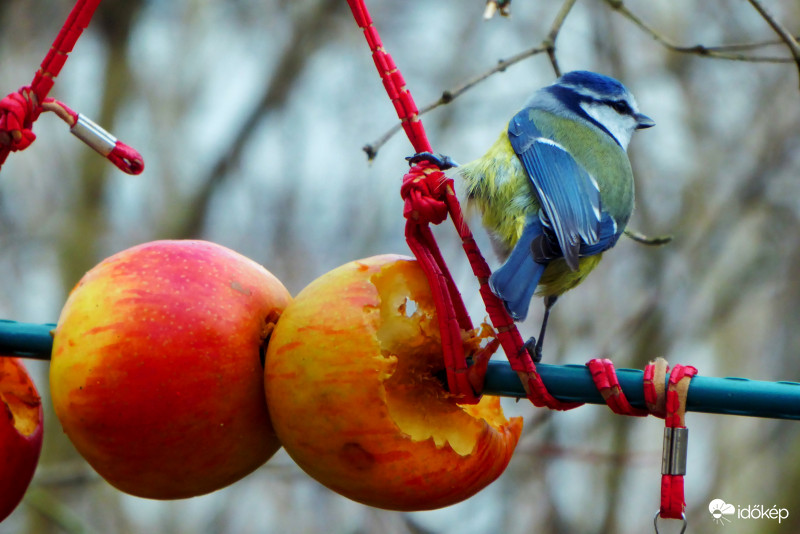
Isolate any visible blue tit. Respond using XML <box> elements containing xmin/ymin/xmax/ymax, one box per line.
<box><xmin>455</xmin><ymin>70</ymin><xmax>654</xmax><ymax>361</ymax></box>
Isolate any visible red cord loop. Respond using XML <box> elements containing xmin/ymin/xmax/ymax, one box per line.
<box><xmin>587</xmin><ymin>358</ymin><xmax>649</xmax><ymax>416</ymax></box>
<box><xmin>107</xmin><ymin>142</ymin><xmax>145</xmax><ymax>175</ymax></box>
<box><xmin>0</xmin><ymin>88</ymin><xmax>40</xmax><ymax>153</ymax></box>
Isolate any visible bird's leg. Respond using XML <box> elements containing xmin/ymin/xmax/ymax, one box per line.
<box><xmin>524</xmin><ymin>295</ymin><xmax>559</xmax><ymax>363</ymax></box>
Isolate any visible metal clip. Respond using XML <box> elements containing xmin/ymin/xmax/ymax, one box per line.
<box><xmin>654</xmin><ymin>511</ymin><xmax>687</xmax><ymax>533</ymax></box>
<box><xmin>661</xmin><ymin>427</ymin><xmax>688</xmax><ymax>475</ymax></box>
<box><xmin>70</xmin><ymin>113</ymin><xmax>117</xmax><ymax>157</ymax></box>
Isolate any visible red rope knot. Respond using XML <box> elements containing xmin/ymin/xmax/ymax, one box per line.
<box><xmin>0</xmin><ymin>87</ymin><xmax>40</xmax><ymax>152</ymax></box>
<box><xmin>400</xmin><ymin>162</ymin><xmax>450</xmax><ymax>226</ymax></box>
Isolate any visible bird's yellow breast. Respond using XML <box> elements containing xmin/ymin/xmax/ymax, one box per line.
<box><xmin>459</xmin><ymin>132</ymin><xmax>534</xmax><ymax>257</ymax></box>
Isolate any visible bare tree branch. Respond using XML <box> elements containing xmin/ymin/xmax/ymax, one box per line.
<box><xmin>747</xmin><ymin>0</ymin><xmax>800</xmax><ymax>88</ymax></box>
<box><xmin>702</xmin><ymin>37</ymin><xmax>800</xmax><ymax>53</ymax></box>
<box><xmin>606</xmin><ymin>0</ymin><xmax>796</xmax><ymax>64</ymax></box>
<box><xmin>544</xmin><ymin>0</ymin><xmax>578</xmax><ymax>77</ymax></box>
<box><xmin>364</xmin><ymin>0</ymin><xmax>578</xmax><ymax>160</ymax></box>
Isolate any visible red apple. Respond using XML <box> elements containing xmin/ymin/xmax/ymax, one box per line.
<box><xmin>0</xmin><ymin>357</ymin><xmax>43</xmax><ymax>522</ymax></box>
<box><xmin>50</xmin><ymin>240</ymin><xmax>290</xmax><ymax>499</ymax></box>
<box><xmin>264</xmin><ymin>255</ymin><xmax>522</xmax><ymax>511</ymax></box>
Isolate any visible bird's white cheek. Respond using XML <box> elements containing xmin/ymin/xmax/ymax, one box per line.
<box><xmin>580</xmin><ymin>103</ymin><xmax>635</xmax><ymax>150</ymax></box>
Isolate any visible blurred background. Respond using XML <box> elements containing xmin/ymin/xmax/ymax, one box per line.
<box><xmin>1</xmin><ymin>1</ymin><xmax>799</xmax><ymax>533</ymax></box>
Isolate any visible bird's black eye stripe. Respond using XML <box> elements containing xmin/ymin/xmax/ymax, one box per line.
<box><xmin>607</xmin><ymin>99</ymin><xmax>632</xmax><ymax>115</ymax></box>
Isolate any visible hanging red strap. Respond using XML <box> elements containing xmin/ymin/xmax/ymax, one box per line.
<box><xmin>0</xmin><ymin>0</ymin><xmax>143</xmax><ymax>174</ymax></box>
<box><xmin>348</xmin><ymin>0</ymin><xmax>578</xmax><ymax>409</ymax></box>
<box><xmin>660</xmin><ymin>364</ymin><xmax>697</xmax><ymax>520</ymax></box>
<box><xmin>587</xmin><ymin>357</ymin><xmax>697</xmax><ymax>525</ymax></box>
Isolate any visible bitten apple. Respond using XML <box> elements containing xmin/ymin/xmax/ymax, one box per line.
<box><xmin>0</xmin><ymin>357</ymin><xmax>43</xmax><ymax>522</ymax></box>
<box><xmin>264</xmin><ymin>255</ymin><xmax>522</xmax><ymax>511</ymax></box>
<box><xmin>50</xmin><ymin>240</ymin><xmax>290</xmax><ymax>499</ymax></box>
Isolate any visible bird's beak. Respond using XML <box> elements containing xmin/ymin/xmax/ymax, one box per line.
<box><xmin>635</xmin><ymin>113</ymin><xmax>655</xmax><ymax>129</ymax></box>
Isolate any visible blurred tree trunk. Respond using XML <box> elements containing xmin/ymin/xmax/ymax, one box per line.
<box><xmin>38</xmin><ymin>3</ymin><xmax>143</xmax><ymax>534</ymax></box>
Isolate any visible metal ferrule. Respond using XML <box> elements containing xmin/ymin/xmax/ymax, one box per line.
<box><xmin>70</xmin><ymin>114</ymin><xmax>117</xmax><ymax>157</ymax></box>
<box><xmin>661</xmin><ymin>427</ymin><xmax>689</xmax><ymax>476</ymax></box>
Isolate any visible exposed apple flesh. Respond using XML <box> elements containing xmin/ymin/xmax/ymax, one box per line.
<box><xmin>264</xmin><ymin>255</ymin><xmax>522</xmax><ymax>511</ymax></box>
<box><xmin>0</xmin><ymin>357</ymin><xmax>43</xmax><ymax>521</ymax></box>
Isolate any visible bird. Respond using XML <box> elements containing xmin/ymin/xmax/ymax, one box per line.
<box><xmin>454</xmin><ymin>70</ymin><xmax>654</xmax><ymax>361</ymax></box>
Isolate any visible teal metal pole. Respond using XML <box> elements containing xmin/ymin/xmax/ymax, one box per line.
<box><xmin>2</xmin><ymin>320</ymin><xmax>799</xmax><ymax>420</ymax></box>
<box><xmin>0</xmin><ymin>320</ymin><xmax>55</xmax><ymax>360</ymax></box>
<box><xmin>483</xmin><ymin>361</ymin><xmax>800</xmax><ymax>421</ymax></box>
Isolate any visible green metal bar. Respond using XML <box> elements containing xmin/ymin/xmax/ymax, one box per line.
<box><xmin>2</xmin><ymin>320</ymin><xmax>799</xmax><ymax>420</ymax></box>
<box><xmin>0</xmin><ymin>320</ymin><xmax>55</xmax><ymax>361</ymax></box>
<box><xmin>484</xmin><ymin>361</ymin><xmax>800</xmax><ymax>420</ymax></box>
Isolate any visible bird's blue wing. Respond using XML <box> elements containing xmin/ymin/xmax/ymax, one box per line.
<box><xmin>489</xmin><ymin>214</ymin><xmax>547</xmax><ymax>321</ymax></box>
<box><xmin>581</xmin><ymin>212</ymin><xmax>622</xmax><ymax>256</ymax></box>
<box><xmin>508</xmin><ymin>109</ymin><xmax>602</xmax><ymax>271</ymax></box>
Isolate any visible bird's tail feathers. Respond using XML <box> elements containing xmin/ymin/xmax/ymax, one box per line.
<box><xmin>489</xmin><ymin>219</ymin><xmax>546</xmax><ymax>322</ymax></box>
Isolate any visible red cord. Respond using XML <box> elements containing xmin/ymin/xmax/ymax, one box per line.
<box><xmin>588</xmin><ymin>357</ymin><xmax>697</xmax><ymax>521</ymax></box>
<box><xmin>348</xmin><ymin>0</ymin><xmax>578</xmax><ymax>409</ymax></box>
<box><xmin>660</xmin><ymin>363</ymin><xmax>697</xmax><ymax>519</ymax></box>
<box><xmin>587</xmin><ymin>358</ymin><xmax>650</xmax><ymax>417</ymax></box>
<box><xmin>31</xmin><ymin>0</ymin><xmax>103</xmax><ymax>102</ymax></box>
<box><xmin>348</xmin><ymin>0</ymin><xmax>700</xmax><ymax>519</ymax></box>
<box><xmin>0</xmin><ymin>0</ymin><xmax>143</xmax><ymax>174</ymax></box>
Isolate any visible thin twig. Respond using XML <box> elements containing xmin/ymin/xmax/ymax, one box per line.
<box><xmin>363</xmin><ymin>43</ymin><xmax>549</xmax><ymax>160</ymax></box>
<box><xmin>702</xmin><ymin>37</ymin><xmax>800</xmax><ymax>53</ymax></box>
<box><xmin>746</xmin><ymin>0</ymin><xmax>800</xmax><ymax>88</ymax></box>
<box><xmin>623</xmin><ymin>228</ymin><xmax>673</xmax><ymax>246</ymax></box>
<box><xmin>364</xmin><ymin>0</ymin><xmax>579</xmax><ymax>160</ymax></box>
<box><xmin>606</xmin><ymin>0</ymin><xmax>796</xmax><ymax>64</ymax></box>
<box><xmin>544</xmin><ymin>0</ymin><xmax>579</xmax><ymax>77</ymax></box>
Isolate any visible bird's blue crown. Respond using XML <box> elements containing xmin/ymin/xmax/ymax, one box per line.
<box><xmin>555</xmin><ymin>71</ymin><xmax>630</xmax><ymax>100</ymax></box>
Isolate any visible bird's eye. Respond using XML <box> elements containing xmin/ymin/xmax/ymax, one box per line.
<box><xmin>609</xmin><ymin>100</ymin><xmax>632</xmax><ymax>115</ymax></box>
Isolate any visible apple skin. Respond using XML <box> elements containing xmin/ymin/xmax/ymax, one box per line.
<box><xmin>264</xmin><ymin>255</ymin><xmax>522</xmax><ymax>511</ymax></box>
<box><xmin>50</xmin><ymin>240</ymin><xmax>291</xmax><ymax>499</ymax></box>
<box><xmin>0</xmin><ymin>357</ymin><xmax>43</xmax><ymax>522</ymax></box>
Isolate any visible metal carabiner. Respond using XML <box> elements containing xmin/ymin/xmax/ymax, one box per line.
<box><xmin>654</xmin><ymin>511</ymin><xmax>687</xmax><ymax>533</ymax></box>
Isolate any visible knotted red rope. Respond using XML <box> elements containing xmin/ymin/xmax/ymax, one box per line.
<box><xmin>348</xmin><ymin>0</ymin><xmax>699</xmax><ymax>523</ymax></box>
<box><xmin>0</xmin><ymin>0</ymin><xmax>143</xmax><ymax>174</ymax></box>
<box><xmin>349</xmin><ymin>0</ymin><xmax>577</xmax><ymax>409</ymax></box>
<box><xmin>659</xmin><ymin>363</ymin><xmax>696</xmax><ymax>520</ymax></box>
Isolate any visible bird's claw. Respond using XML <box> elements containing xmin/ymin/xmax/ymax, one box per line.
<box><xmin>523</xmin><ymin>336</ymin><xmax>543</xmax><ymax>363</ymax></box>
<box><xmin>406</xmin><ymin>151</ymin><xmax>459</xmax><ymax>170</ymax></box>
